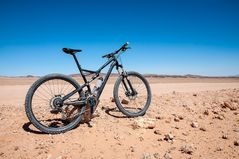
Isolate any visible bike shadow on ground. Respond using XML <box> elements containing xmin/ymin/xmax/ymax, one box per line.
<box><xmin>103</xmin><ymin>106</ymin><xmax>130</xmax><ymax>119</ymax></box>
<box><xmin>22</xmin><ymin>106</ymin><xmax>129</xmax><ymax>134</ymax></box>
<box><xmin>22</xmin><ymin>122</ymin><xmax>47</xmax><ymax>135</ymax></box>
<box><xmin>22</xmin><ymin>120</ymin><xmax>83</xmax><ymax>135</ymax></box>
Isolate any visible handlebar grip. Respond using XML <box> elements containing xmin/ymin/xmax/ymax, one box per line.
<box><xmin>122</xmin><ymin>42</ymin><xmax>129</xmax><ymax>49</ymax></box>
<box><xmin>120</xmin><ymin>42</ymin><xmax>130</xmax><ymax>51</ymax></box>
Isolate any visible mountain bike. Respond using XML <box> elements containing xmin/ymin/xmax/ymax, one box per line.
<box><xmin>25</xmin><ymin>42</ymin><xmax>152</xmax><ymax>134</ymax></box>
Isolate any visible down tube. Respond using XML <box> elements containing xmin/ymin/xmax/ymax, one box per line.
<box><xmin>96</xmin><ymin>62</ymin><xmax>116</xmax><ymax>100</ymax></box>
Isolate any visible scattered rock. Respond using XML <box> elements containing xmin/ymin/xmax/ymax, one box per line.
<box><xmin>121</xmin><ymin>99</ymin><xmax>129</xmax><ymax>104</ymax></box>
<box><xmin>182</xmin><ymin>104</ymin><xmax>187</xmax><ymax>108</ymax></box>
<box><xmin>222</xmin><ymin>134</ymin><xmax>228</xmax><ymax>139</ymax></box>
<box><xmin>142</xmin><ymin>153</ymin><xmax>152</xmax><ymax>159</ymax></box>
<box><xmin>193</xmin><ymin>93</ymin><xmax>197</xmax><ymax>97</ymax></box>
<box><xmin>191</xmin><ymin>122</ymin><xmax>199</xmax><ymax>128</ymax></box>
<box><xmin>114</xmin><ymin>135</ymin><xmax>120</xmax><ymax>141</ymax></box>
<box><xmin>101</xmin><ymin>106</ymin><xmax>110</xmax><ymax>111</ymax></box>
<box><xmin>155</xmin><ymin>116</ymin><xmax>164</xmax><ymax>120</ymax></box>
<box><xmin>157</xmin><ymin>138</ymin><xmax>163</xmax><ymax>142</ymax></box>
<box><xmin>139</xmin><ymin>136</ymin><xmax>144</xmax><ymax>141</ymax></box>
<box><xmin>164</xmin><ymin>134</ymin><xmax>174</xmax><ymax>141</ymax></box>
<box><xmin>234</xmin><ymin>140</ymin><xmax>239</xmax><ymax>146</ymax></box>
<box><xmin>180</xmin><ymin>144</ymin><xmax>194</xmax><ymax>154</ymax></box>
<box><xmin>212</xmin><ymin>110</ymin><xmax>219</xmax><ymax>115</ymax></box>
<box><xmin>154</xmin><ymin>129</ymin><xmax>161</xmax><ymax>135</ymax></box>
<box><xmin>14</xmin><ymin>146</ymin><xmax>19</xmax><ymax>151</ymax></box>
<box><xmin>165</xmin><ymin>120</ymin><xmax>171</xmax><ymax>124</ymax></box>
<box><xmin>216</xmin><ymin>147</ymin><xmax>223</xmax><ymax>151</ymax></box>
<box><xmin>129</xmin><ymin>146</ymin><xmax>135</xmax><ymax>152</ymax></box>
<box><xmin>174</xmin><ymin>117</ymin><xmax>180</xmax><ymax>122</ymax></box>
<box><xmin>214</xmin><ymin>114</ymin><xmax>224</xmax><ymax>120</ymax></box>
<box><xmin>110</xmin><ymin>97</ymin><xmax>115</xmax><ymax>102</ymax></box>
<box><xmin>132</xmin><ymin>117</ymin><xmax>156</xmax><ymax>129</ymax></box>
<box><xmin>163</xmin><ymin>152</ymin><xmax>172</xmax><ymax>159</ymax></box>
<box><xmin>222</xmin><ymin>101</ymin><xmax>237</xmax><ymax>110</ymax></box>
<box><xmin>182</xmin><ymin>132</ymin><xmax>189</xmax><ymax>136</ymax></box>
<box><xmin>153</xmin><ymin>153</ymin><xmax>160</xmax><ymax>159</ymax></box>
<box><xmin>13</xmin><ymin>130</ymin><xmax>17</xmax><ymax>133</ymax></box>
<box><xmin>148</xmin><ymin>125</ymin><xmax>156</xmax><ymax>129</ymax></box>
<box><xmin>116</xmin><ymin>142</ymin><xmax>122</xmax><ymax>146</ymax></box>
<box><xmin>199</xmin><ymin>127</ymin><xmax>206</xmax><ymax>131</ymax></box>
<box><xmin>203</xmin><ymin>110</ymin><xmax>209</xmax><ymax>115</ymax></box>
<box><xmin>178</xmin><ymin>115</ymin><xmax>184</xmax><ymax>120</ymax></box>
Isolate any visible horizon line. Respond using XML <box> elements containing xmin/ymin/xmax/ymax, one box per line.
<box><xmin>1</xmin><ymin>73</ymin><xmax>239</xmax><ymax>78</ymax></box>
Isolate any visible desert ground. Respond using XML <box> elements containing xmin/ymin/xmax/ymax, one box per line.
<box><xmin>0</xmin><ymin>76</ymin><xmax>239</xmax><ymax>159</ymax></box>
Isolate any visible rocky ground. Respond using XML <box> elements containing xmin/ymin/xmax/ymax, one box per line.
<box><xmin>0</xmin><ymin>88</ymin><xmax>238</xmax><ymax>159</ymax></box>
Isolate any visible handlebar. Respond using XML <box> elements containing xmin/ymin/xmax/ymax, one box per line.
<box><xmin>116</xmin><ymin>42</ymin><xmax>129</xmax><ymax>53</ymax></box>
<box><xmin>102</xmin><ymin>42</ymin><xmax>130</xmax><ymax>58</ymax></box>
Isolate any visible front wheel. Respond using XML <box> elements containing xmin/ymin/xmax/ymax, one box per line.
<box><xmin>113</xmin><ymin>71</ymin><xmax>152</xmax><ymax>117</ymax></box>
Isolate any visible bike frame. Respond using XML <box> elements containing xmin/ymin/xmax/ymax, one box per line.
<box><xmin>62</xmin><ymin>53</ymin><xmax>125</xmax><ymax>102</ymax></box>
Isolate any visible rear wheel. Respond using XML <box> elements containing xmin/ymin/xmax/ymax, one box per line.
<box><xmin>25</xmin><ymin>74</ymin><xmax>83</xmax><ymax>134</ymax></box>
<box><xmin>113</xmin><ymin>71</ymin><xmax>151</xmax><ymax>117</ymax></box>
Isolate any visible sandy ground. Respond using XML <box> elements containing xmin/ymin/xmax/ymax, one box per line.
<box><xmin>0</xmin><ymin>77</ymin><xmax>239</xmax><ymax>159</ymax></box>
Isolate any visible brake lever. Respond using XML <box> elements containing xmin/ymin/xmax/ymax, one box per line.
<box><xmin>122</xmin><ymin>47</ymin><xmax>131</xmax><ymax>51</ymax></box>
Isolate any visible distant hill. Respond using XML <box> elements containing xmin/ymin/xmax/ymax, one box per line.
<box><xmin>1</xmin><ymin>74</ymin><xmax>239</xmax><ymax>78</ymax></box>
<box><xmin>0</xmin><ymin>75</ymin><xmax>40</xmax><ymax>78</ymax></box>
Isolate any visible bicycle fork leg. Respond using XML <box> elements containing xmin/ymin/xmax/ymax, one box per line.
<box><xmin>117</xmin><ymin>68</ymin><xmax>135</xmax><ymax>95</ymax></box>
<box><xmin>125</xmin><ymin>77</ymin><xmax>136</xmax><ymax>95</ymax></box>
<box><xmin>122</xmin><ymin>78</ymin><xmax>130</xmax><ymax>92</ymax></box>
<box><xmin>121</xmin><ymin>76</ymin><xmax>136</xmax><ymax>96</ymax></box>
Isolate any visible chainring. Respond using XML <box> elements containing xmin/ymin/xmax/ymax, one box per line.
<box><xmin>83</xmin><ymin>95</ymin><xmax>99</xmax><ymax>122</ymax></box>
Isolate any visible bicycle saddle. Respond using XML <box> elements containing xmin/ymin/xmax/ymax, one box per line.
<box><xmin>62</xmin><ymin>48</ymin><xmax>82</xmax><ymax>55</ymax></box>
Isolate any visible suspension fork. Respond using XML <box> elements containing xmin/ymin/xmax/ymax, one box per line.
<box><xmin>117</xmin><ymin>66</ymin><xmax>136</xmax><ymax>96</ymax></box>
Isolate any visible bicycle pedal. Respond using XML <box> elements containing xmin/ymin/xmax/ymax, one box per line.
<box><xmin>121</xmin><ymin>99</ymin><xmax>129</xmax><ymax>104</ymax></box>
<box><xmin>50</xmin><ymin>109</ymin><xmax>60</xmax><ymax>114</ymax></box>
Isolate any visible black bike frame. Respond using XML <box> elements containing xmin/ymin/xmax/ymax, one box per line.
<box><xmin>62</xmin><ymin>54</ymin><xmax>123</xmax><ymax>102</ymax></box>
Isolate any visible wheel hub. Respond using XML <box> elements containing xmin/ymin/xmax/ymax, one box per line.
<box><xmin>50</xmin><ymin>96</ymin><xmax>63</xmax><ymax>109</ymax></box>
<box><xmin>125</xmin><ymin>89</ymin><xmax>138</xmax><ymax>99</ymax></box>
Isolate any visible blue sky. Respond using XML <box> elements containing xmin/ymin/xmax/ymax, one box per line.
<box><xmin>0</xmin><ymin>0</ymin><xmax>239</xmax><ymax>76</ymax></box>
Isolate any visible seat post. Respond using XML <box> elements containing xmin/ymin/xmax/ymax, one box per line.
<box><xmin>72</xmin><ymin>54</ymin><xmax>88</xmax><ymax>84</ymax></box>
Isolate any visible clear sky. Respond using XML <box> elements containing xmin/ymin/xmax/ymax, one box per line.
<box><xmin>0</xmin><ymin>0</ymin><xmax>239</xmax><ymax>76</ymax></box>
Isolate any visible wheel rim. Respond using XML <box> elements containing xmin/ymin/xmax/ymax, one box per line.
<box><xmin>31</xmin><ymin>78</ymin><xmax>81</xmax><ymax>129</ymax></box>
<box><xmin>117</xmin><ymin>75</ymin><xmax>149</xmax><ymax>114</ymax></box>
